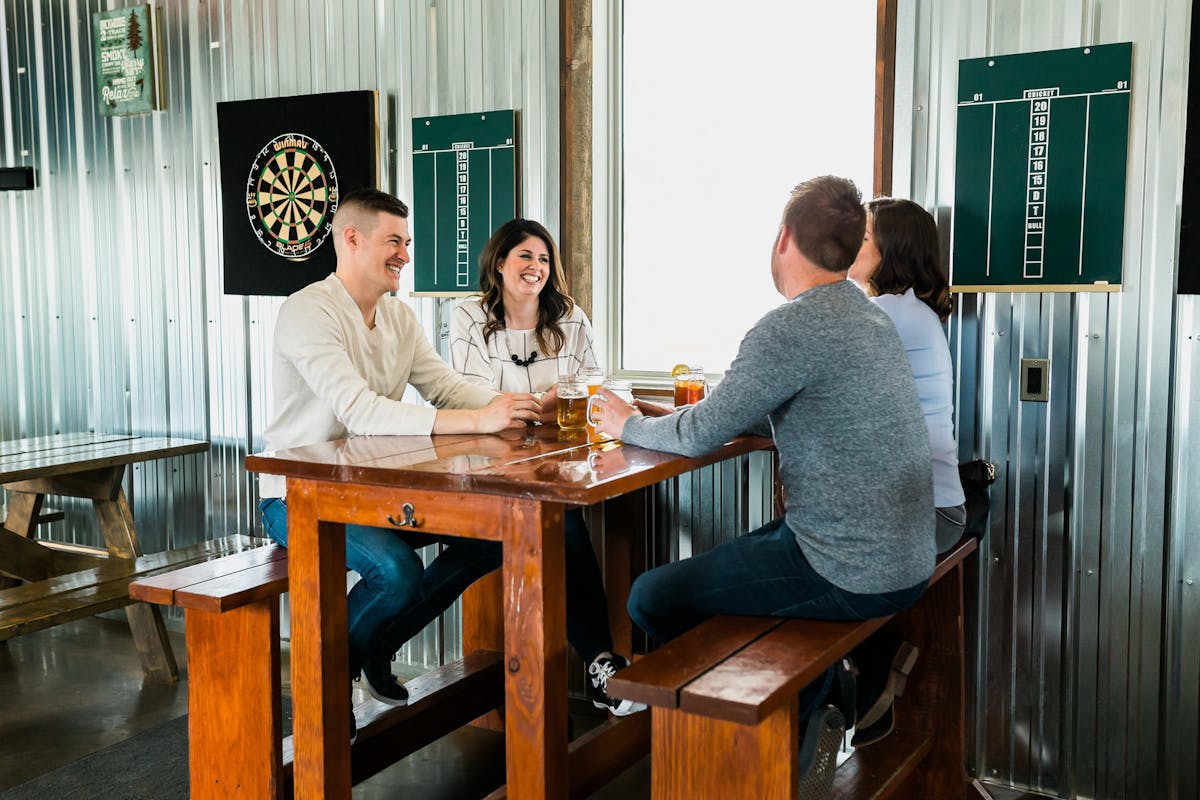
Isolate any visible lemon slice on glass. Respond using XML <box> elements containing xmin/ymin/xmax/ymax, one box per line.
<box><xmin>670</xmin><ymin>363</ymin><xmax>691</xmax><ymax>378</ymax></box>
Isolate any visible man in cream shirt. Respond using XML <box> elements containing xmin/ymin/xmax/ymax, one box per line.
<box><xmin>258</xmin><ymin>188</ymin><xmax>540</xmax><ymax>713</ymax></box>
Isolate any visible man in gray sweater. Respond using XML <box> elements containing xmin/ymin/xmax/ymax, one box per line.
<box><xmin>591</xmin><ymin>175</ymin><xmax>935</xmax><ymax>640</ymax></box>
<box><xmin>591</xmin><ymin>176</ymin><xmax>934</xmax><ymax>788</ymax></box>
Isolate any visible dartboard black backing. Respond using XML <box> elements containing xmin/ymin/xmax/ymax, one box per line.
<box><xmin>217</xmin><ymin>91</ymin><xmax>378</xmax><ymax>296</ymax></box>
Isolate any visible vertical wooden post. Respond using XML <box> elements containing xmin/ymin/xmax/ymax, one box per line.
<box><xmin>504</xmin><ymin>498</ymin><xmax>568</xmax><ymax>799</ymax></box>
<box><xmin>874</xmin><ymin>0</ymin><xmax>899</xmax><ymax>198</ymax></box>
<box><xmin>288</xmin><ymin>479</ymin><xmax>352</xmax><ymax>800</ymax></box>
<box><xmin>559</xmin><ymin>0</ymin><xmax>593</xmax><ymax>316</ymax></box>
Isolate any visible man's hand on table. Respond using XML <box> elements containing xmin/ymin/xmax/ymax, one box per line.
<box><xmin>634</xmin><ymin>399</ymin><xmax>674</xmax><ymax>418</ymax></box>
<box><xmin>590</xmin><ymin>388</ymin><xmax>640</xmax><ymax>440</ymax></box>
<box><xmin>433</xmin><ymin>393</ymin><xmax>541</xmax><ymax>434</ymax></box>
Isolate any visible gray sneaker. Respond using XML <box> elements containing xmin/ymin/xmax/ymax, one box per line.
<box><xmin>798</xmin><ymin>704</ymin><xmax>845</xmax><ymax>799</ymax></box>
<box><xmin>587</xmin><ymin>652</ymin><xmax>647</xmax><ymax>716</ymax></box>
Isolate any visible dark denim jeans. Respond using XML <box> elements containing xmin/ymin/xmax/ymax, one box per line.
<box><xmin>260</xmin><ymin>500</ymin><xmax>614</xmax><ymax>677</ymax></box>
<box><xmin>627</xmin><ymin>516</ymin><xmax>927</xmax><ymax>644</ymax></box>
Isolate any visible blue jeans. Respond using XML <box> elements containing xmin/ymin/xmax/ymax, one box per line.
<box><xmin>627</xmin><ymin>517</ymin><xmax>927</xmax><ymax>644</ymax></box>
<box><xmin>369</xmin><ymin>507</ymin><xmax>616</xmax><ymax>664</ymax></box>
<box><xmin>260</xmin><ymin>497</ymin><xmax>500</xmax><ymax>678</ymax></box>
<box><xmin>259</xmin><ymin>500</ymin><xmax>615</xmax><ymax>676</ymax></box>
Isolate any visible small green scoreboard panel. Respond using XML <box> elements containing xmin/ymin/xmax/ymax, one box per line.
<box><xmin>951</xmin><ymin>43</ymin><xmax>1132</xmax><ymax>292</ymax></box>
<box><xmin>411</xmin><ymin>110</ymin><xmax>517</xmax><ymax>295</ymax></box>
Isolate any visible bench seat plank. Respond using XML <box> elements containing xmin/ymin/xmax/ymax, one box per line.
<box><xmin>175</xmin><ymin>560</ymin><xmax>290</xmax><ymax>613</ymax></box>
<box><xmin>0</xmin><ymin>536</ymin><xmax>267</xmax><ymax>641</ymax></box>
<box><xmin>677</xmin><ymin>538</ymin><xmax>978</xmax><ymax>725</ymax></box>
<box><xmin>0</xmin><ymin>535</ymin><xmax>264</xmax><ymax>611</ymax></box>
<box><xmin>680</xmin><ymin>616</ymin><xmax>890</xmax><ymax>725</ymax></box>
<box><xmin>129</xmin><ymin>542</ymin><xmax>287</xmax><ymax>606</ymax></box>
<box><xmin>606</xmin><ymin>615</ymin><xmax>783</xmax><ymax>709</ymax></box>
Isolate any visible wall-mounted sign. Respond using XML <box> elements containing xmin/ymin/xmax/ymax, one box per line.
<box><xmin>951</xmin><ymin>43</ymin><xmax>1132</xmax><ymax>292</ymax></box>
<box><xmin>411</xmin><ymin>110</ymin><xmax>518</xmax><ymax>295</ymax></box>
<box><xmin>216</xmin><ymin>91</ymin><xmax>378</xmax><ymax>296</ymax></box>
<box><xmin>92</xmin><ymin>4</ymin><xmax>161</xmax><ymax>116</ymax></box>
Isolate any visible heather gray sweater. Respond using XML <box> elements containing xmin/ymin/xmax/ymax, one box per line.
<box><xmin>623</xmin><ymin>280</ymin><xmax>935</xmax><ymax>593</ymax></box>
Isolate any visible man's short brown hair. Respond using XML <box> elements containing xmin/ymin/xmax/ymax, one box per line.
<box><xmin>332</xmin><ymin>188</ymin><xmax>409</xmax><ymax>241</ymax></box>
<box><xmin>781</xmin><ymin>176</ymin><xmax>866</xmax><ymax>272</ymax></box>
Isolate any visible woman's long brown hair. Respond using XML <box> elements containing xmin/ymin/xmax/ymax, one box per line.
<box><xmin>866</xmin><ymin>198</ymin><xmax>954</xmax><ymax>321</ymax></box>
<box><xmin>477</xmin><ymin>219</ymin><xmax>574</xmax><ymax>354</ymax></box>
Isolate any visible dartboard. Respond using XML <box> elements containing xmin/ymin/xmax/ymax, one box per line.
<box><xmin>245</xmin><ymin>132</ymin><xmax>338</xmax><ymax>260</ymax></box>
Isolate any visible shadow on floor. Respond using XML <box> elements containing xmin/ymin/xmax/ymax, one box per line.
<box><xmin>0</xmin><ymin>616</ymin><xmax>649</xmax><ymax>798</ymax></box>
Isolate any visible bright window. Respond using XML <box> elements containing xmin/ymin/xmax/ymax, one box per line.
<box><xmin>616</xmin><ymin>2</ymin><xmax>879</xmax><ymax>375</ymax></box>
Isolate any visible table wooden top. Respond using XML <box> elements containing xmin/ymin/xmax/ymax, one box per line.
<box><xmin>246</xmin><ymin>426</ymin><xmax>773</xmax><ymax>505</ymax></box>
<box><xmin>0</xmin><ymin>433</ymin><xmax>209</xmax><ymax>483</ymax></box>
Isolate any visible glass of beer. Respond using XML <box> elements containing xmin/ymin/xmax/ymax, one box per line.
<box><xmin>587</xmin><ymin>378</ymin><xmax>634</xmax><ymax>440</ymax></box>
<box><xmin>556</xmin><ymin>375</ymin><xmax>589</xmax><ymax>430</ymax></box>
<box><xmin>581</xmin><ymin>366</ymin><xmax>605</xmax><ymax>396</ymax></box>
<box><xmin>673</xmin><ymin>366</ymin><xmax>707</xmax><ymax>406</ymax></box>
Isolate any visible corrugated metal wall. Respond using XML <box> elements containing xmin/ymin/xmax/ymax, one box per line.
<box><xmin>0</xmin><ymin>0</ymin><xmax>771</xmax><ymax>677</ymax></box>
<box><xmin>0</xmin><ymin>0</ymin><xmax>558</xmax><ymax>664</ymax></box>
<box><xmin>903</xmin><ymin>1</ymin><xmax>1195</xmax><ymax>797</ymax></box>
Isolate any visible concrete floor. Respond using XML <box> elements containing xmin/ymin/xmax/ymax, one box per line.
<box><xmin>0</xmin><ymin>615</ymin><xmax>650</xmax><ymax>798</ymax></box>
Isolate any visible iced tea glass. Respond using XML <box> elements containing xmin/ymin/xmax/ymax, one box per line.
<box><xmin>673</xmin><ymin>367</ymin><xmax>707</xmax><ymax>406</ymax></box>
<box><xmin>556</xmin><ymin>376</ymin><xmax>589</xmax><ymax>430</ymax></box>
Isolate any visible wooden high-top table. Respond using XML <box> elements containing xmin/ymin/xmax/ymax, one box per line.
<box><xmin>246</xmin><ymin>426</ymin><xmax>772</xmax><ymax>799</ymax></box>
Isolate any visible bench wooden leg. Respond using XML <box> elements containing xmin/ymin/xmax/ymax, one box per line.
<box><xmin>186</xmin><ymin>600</ymin><xmax>283</xmax><ymax>800</ymax></box>
<box><xmin>651</xmin><ymin>698</ymin><xmax>799</xmax><ymax>800</ymax></box>
<box><xmin>892</xmin><ymin>561</ymin><xmax>967</xmax><ymax>799</ymax></box>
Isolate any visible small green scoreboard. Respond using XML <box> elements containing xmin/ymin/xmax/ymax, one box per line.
<box><xmin>951</xmin><ymin>43</ymin><xmax>1132</xmax><ymax>292</ymax></box>
<box><xmin>411</xmin><ymin>111</ymin><xmax>518</xmax><ymax>295</ymax></box>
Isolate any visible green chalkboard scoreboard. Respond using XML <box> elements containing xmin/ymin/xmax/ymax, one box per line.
<box><xmin>411</xmin><ymin>111</ymin><xmax>517</xmax><ymax>295</ymax></box>
<box><xmin>951</xmin><ymin>43</ymin><xmax>1132</xmax><ymax>292</ymax></box>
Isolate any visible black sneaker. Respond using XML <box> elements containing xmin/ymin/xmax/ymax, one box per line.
<box><xmin>361</xmin><ymin>648</ymin><xmax>409</xmax><ymax>705</ymax></box>
<box><xmin>797</xmin><ymin>704</ymin><xmax>846</xmax><ymax>800</ymax></box>
<box><xmin>587</xmin><ymin>652</ymin><xmax>647</xmax><ymax>716</ymax></box>
<box><xmin>852</xmin><ymin>630</ymin><xmax>918</xmax><ymax>729</ymax></box>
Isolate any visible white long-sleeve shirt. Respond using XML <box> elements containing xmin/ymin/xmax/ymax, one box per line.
<box><xmin>260</xmin><ymin>274</ymin><xmax>498</xmax><ymax>498</ymax></box>
<box><xmin>872</xmin><ymin>288</ymin><xmax>965</xmax><ymax>509</ymax></box>
<box><xmin>448</xmin><ymin>296</ymin><xmax>599</xmax><ymax>393</ymax></box>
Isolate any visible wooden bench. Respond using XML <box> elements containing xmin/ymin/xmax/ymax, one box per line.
<box><xmin>0</xmin><ymin>533</ymin><xmax>266</xmax><ymax>643</ymax></box>
<box><xmin>130</xmin><ymin>544</ymin><xmax>507</xmax><ymax>799</ymax></box>
<box><xmin>607</xmin><ymin>537</ymin><xmax>978</xmax><ymax>800</ymax></box>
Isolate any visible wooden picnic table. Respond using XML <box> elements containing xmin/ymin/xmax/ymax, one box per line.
<box><xmin>246</xmin><ymin>426</ymin><xmax>773</xmax><ymax>799</ymax></box>
<box><xmin>0</xmin><ymin>432</ymin><xmax>209</xmax><ymax>681</ymax></box>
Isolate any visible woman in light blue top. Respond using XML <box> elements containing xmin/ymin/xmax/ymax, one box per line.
<box><xmin>849</xmin><ymin>198</ymin><xmax>966</xmax><ymax>554</ymax></box>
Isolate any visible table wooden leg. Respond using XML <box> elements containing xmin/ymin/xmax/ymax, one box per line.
<box><xmin>288</xmin><ymin>480</ymin><xmax>352</xmax><ymax>800</ymax></box>
<box><xmin>3</xmin><ymin>490</ymin><xmax>43</xmax><ymax>536</ymax></box>
<box><xmin>463</xmin><ymin>568</ymin><xmax>506</xmax><ymax>731</ymax></box>
<box><xmin>187</xmin><ymin>600</ymin><xmax>283</xmax><ymax>799</ymax></box>
<box><xmin>601</xmin><ymin>488</ymin><xmax>646</xmax><ymax>657</ymax></box>
<box><xmin>1</xmin><ymin>490</ymin><xmax>43</xmax><ymax>590</ymax></box>
<box><xmin>504</xmin><ymin>499</ymin><xmax>568</xmax><ymax>799</ymax></box>
<box><xmin>93</xmin><ymin>481</ymin><xmax>179</xmax><ymax>682</ymax></box>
